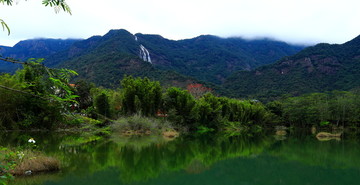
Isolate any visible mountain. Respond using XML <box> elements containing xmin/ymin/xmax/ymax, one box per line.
<box><xmin>51</xmin><ymin>29</ymin><xmax>304</xmax><ymax>88</ymax></box>
<box><xmin>133</xmin><ymin>33</ymin><xmax>304</xmax><ymax>84</ymax></box>
<box><xmin>0</xmin><ymin>38</ymin><xmax>80</xmax><ymax>73</ymax></box>
<box><xmin>224</xmin><ymin>35</ymin><xmax>360</xmax><ymax>100</ymax></box>
<box><xmin>47</xmin><ymin>30</ymin><xmax>201</xmax><ymax>89</ymax></box>
<box><xmin>1</xmin><ymin>29</ymin><xmax>304</xmax><ymax>84</ymax></box>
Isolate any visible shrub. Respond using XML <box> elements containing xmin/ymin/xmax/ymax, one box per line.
<box><xmin>112</xmin><ymin>114</ymin><xmax>174</xmax><ymax>135</ymax></box>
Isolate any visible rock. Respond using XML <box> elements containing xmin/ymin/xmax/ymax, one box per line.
<box><xmin>275</xmin><ymin>130</ymin><xmax>287</xmax><ymax>136</ymax></box>
<box><xmin>24</xmin><ymin>170</ymin><xmax>32</xmax><ymax>175</ymax></box>
<box><xmin>162</xmin><ymin>130</ymin><xmax>179</xmax><ymax>140</ymax></box>
<box><xmin>316</xmin><ymin>132</ymin><xmax>341</xmax><ymax>138</ymax></box>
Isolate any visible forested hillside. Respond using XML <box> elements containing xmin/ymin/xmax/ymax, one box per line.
<box><xmin>0</xmin><ymin>39</ymin><xmax>79</xmax><ymax>73</ymax></box>
<box><xmin>224</xmin><ymin>35</ymin><xmax>360</xmax><ymax>100</ymax></box>
<box><xmin>132</xmin><ymin>32</ymin><xmax>304</xmax><ymax>83</ymax></box>
<box><xmin>0</xmin><ymin>29</ymin><xmax>304</xmax><ymax>87</ymax></box>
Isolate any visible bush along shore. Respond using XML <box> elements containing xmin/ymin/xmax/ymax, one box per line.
<box><xmin>1</xmin><ymin>63</ymin><xmax>359</xmax><ymax>133</ymax></box>
<box><xmin>0</xmin><ymin>64</ymin><xmax>276</xmax><ymax>133</ymax></box>
<box><xmin>0</xmin><ymin>139</ymin><xmax>60</xmax><ymax>184</ymax></box>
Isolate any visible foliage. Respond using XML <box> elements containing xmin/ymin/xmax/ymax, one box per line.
<box><xmin>62</xmin><ymin>114</ymin><xmax>102</xmax><ymax>127</ymax></box>
<box><xmin>193</xmin><ymin>95</ymin><xmax>272</xmax><ymax>130</ymax></box>
<box><xmin>42</xmin><ymin>0</ymin><xmax>71</xmax><ymax>14</ymax></box>
<box><xmin>0</xmin><ymin>147</ymin><xmax>15</xmax><ymax>185</ymax></box>
<box><xmin>224</xmin><ymin>35</ymin><xmax>360</xmax><ymax>101</ymax></box>
<box><xmin>73</xmin><ymin>79</ymin><xmax>95</xmax><ymax>110</ymax></box>
<box><xmin>276</xmin><ymin>90</ymin><xmax>360</xmax><ymax>127</ymax></box>
<box><xmin>187</xmin><ymin>83</ymin><xmax>212</xmax><ymax>99</ymax></box>
<box><xmin>93</xmin><ymin>92</ymin><xmax>111</xmax><ymax>118</ymax></box>
<box><xmin>164</xmin><ymin>87</ymin><xmax>273</xmax><ymax>130</ymax></box>
<box><xmin>319</xmin><ymin>121</ymin><xmax>330</xmax><ymax>126</ymax></box>
<box><xmin>121</xmin><ymin>76</ymin><xmax>162</xmax><ymax>116</ymax></box>
<box><xmin>0</xmin><ymin>58</ymin><xmax>78</xmax><ymax>129</ymax></box>
<box><xmin>163</xmin><ymin>87</ymin><xmax>197</xmax><ymax>128</ymax></box>
<box><xmin>0</xmin><ymin>19</ymin><xmax>10</xmax><ymax>35</ymax></box>
<box><xmin>0</xmin><ymin>137</ymin><xmax>60</xmax><ymax>185</ymax></box>
<box><xmin>112</xmin><ymin>114</ymin><xmax>173</xmax><ymax>135</ymax></box>
<box><xmin>193</xmin><ymin>93</ymin><xmax>223</xmax><ymax>128</ymax></box>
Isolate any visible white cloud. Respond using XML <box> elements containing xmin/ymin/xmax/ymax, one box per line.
<box><xmin>1</xmin><ymin>0</ymin><xmax>360</xmax><ymax>46</ymax></box>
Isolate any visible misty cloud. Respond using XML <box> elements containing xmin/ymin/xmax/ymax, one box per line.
<box><xmin>1</xmin><ymin>0</ymin><xmax>359</xmax><ymax>46</ymax></box>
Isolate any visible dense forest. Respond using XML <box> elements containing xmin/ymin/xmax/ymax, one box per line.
<box><xmin>224</xmin><ymin>35</ymin><xmax>360</xmax><ymax>100</ymax></box>
<box><xmin>1</xmin><ymin>58</ymin><xmax>359</xmax><ymax>132</ymax></box>
<box><xmin>0</xmin><ymin>63</ymin><xmax>272</xmax><ymax>131</ymax></box>
<box><xmin>0</xmin><ymin>29</ymin><xmax>304</xmax><ymax>86</ymax></box>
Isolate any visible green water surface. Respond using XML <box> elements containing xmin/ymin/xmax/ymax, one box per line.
<box><xmin>2</xmin><ymin>131</ymin><xmax>360</xmax><ymax>185</ymax></box>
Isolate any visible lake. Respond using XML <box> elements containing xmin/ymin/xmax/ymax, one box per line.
<box><xmin>2</xmin><ymin>130</ymin><xmax>360</xmax><ymax>185</ymax></box>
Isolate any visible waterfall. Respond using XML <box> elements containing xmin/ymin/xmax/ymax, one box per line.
<box><xmin>134</xmin><ymin>34</ymin><xmax>151</xmax><ymax>63</ymax></box>
<box><xmin>139</xmin><ymin>44</ymin><xmax>152</xmax><ymax>63</ymax></box>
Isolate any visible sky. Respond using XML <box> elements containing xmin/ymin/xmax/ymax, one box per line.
<box><xmin>1</xmin><ymin>0</ymin><xmax>360</xmax><ymax>47</ymax></box>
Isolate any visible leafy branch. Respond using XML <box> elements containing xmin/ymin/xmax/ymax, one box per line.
<box><xmin>0</xmin><ymin>19</ymin><xmax>10</xmax><ymax>35</ymax></box>
<box><xmin>42</xmin><ymin>0</ymin><xmax>71</xmax><ymax>15</ymax></box>
<box><xmin>0</xmin><ymin>56</ymin><xmax>27</xmax><ymax>65</ymax></box>
<box><xmin>0</xmin><ymin>57</ymin><xmax>78</xmax><ymax>104</ymax></box>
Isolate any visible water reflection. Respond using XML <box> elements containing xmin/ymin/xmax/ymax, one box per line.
<box><xmin>2</xmin><ymin>130</ymin><xmax>360</xmax><ymax>185</ymax></box>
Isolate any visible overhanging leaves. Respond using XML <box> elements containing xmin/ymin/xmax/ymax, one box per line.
<box><xmin>0</xmin><ymin>19</ymin><xmax>10</xmax><ymax>35</ymax></box>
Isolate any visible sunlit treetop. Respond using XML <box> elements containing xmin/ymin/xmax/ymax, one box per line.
<box><xmin>0</xmin><ymin>0</ymin><xmax>71</xmax><ymax>35</ymax></box>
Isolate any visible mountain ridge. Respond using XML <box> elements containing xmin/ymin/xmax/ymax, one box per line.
<box><xmin>224</xmin><ymin>34</ymin><xmax>360</xmax><ymax>100</ymax></box>
<box><xmin>1</xmin><ymin>29</ymin><xmax>305</xmax><ymax>90</ymax></box>
<box><xmin>132</xmin><ymin>30</ymin><xmax>305</xmax><ymax>83</ymax></box>
<box><xmin>0</xmin><ymin>38</ymin><xmax>80</xmax><ymax>73</ymax></box>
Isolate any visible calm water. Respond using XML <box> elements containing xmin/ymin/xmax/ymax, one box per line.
<box><xmin>2</xmin><ymin>130</ymin><xmax>360</xmax><ymax>185</ymax></box>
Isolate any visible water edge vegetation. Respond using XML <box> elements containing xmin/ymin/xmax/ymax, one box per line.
<box><xmin>1</xmin><ymin>58</ymin><xmax>360</xmax><ymax>184</ymax></box>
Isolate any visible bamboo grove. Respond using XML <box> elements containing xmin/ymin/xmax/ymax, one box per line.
<box><xmin>1</xmin><ymin>63</ymin><xmax>360</xmax><ymax>130</ymax></box>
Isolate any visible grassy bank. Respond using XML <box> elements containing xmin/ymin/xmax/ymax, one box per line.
<box><xmin>111</xmin><ymin>114</ymin><xmax>179</xmax><ymax>138</ymax></box>
<box><xmin>1</xmin><ymin>147</ymin><xmax>60</xmax><ymax>184</ymax></box>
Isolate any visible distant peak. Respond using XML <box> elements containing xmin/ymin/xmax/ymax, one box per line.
<box><xmin>352</xmin><ymin>34</ymin><xmax>360</xmax><ymax>40</ymax></box>
<box><xmin>104</xmin><ymin>29</ymin><xmax>133</xmax><ymax>37</ymax></box>
<box><xmin>135</xmin><ymin>33</ymin><xmax>166</xmax><ymax>40</ymax></box>
<box><xmin>344</xmin><ymin>34</ymin><xmax>360</xmax><ymax>45</ymax></box>
<box><xmin>195</xmin><ymin>34</ymin><xmax>220</xmax><ymax>40</ymax></box>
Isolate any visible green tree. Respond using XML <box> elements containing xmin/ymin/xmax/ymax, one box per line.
<box><xmin>163</xmin><ymin>87</ymin><xmax>197</xmax><ymax>128</ymax></box>
<box><xmin>193</xmin><ymin>93</ymin><xmax>222</xmax><ymax>128</ymax></box>
<box><xmin>73</xmin><ymin>79</ymin><xmax>95</xmax><ymax>110</ymax></box>
<box><xmin>0</xmin><ymin>58</ymin><xmax>78</xmax><ymax>129</ymax></box>
<box><xmin>95</xmin><ymin>92</ymin><xmax>111</xmax><ymax>118</ymax></box>
<box><xmin>278</xmin><ymin>90</ymin><xmax>360</xmax><ymax>127</ymax></box>
<box><xmin>121</xmin><ymin>76</ymin><xmax>162</xmax><ymax>116</ymax></box>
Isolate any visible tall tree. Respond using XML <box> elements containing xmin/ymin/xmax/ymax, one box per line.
<box><xmin>121</xmin><ymin>76</ymin><xmax>162</xmax><ymax>116</ymax></box>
